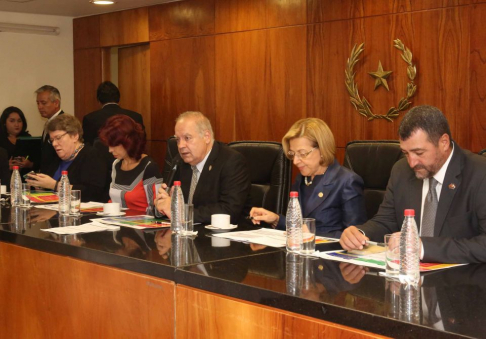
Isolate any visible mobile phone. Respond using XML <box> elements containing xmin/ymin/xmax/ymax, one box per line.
<box><xmin>23</xmin><ymin>171</ymin><xmax>36</xmax><ymax>179</ymax></box>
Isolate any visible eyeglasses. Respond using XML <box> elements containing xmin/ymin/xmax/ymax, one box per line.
<box><xmin>48</xmin><ymin>132</ymin><xmax>68</xmax><ymax>144</ymax></box>
<box><xmin>287</xmin><ymin>147</ymin><xmax>316</xmax><ymax>160</ymax></box>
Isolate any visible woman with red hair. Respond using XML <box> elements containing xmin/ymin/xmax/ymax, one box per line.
<box><xmin>99</xmin><ymin>115</ymin><xmax>162</xmax><ymax>213</ymax></box>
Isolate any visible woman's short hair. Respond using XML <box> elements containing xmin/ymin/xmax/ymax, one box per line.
<box><xmin>1</xmin><ymin>106</ymin><xmax>29</xmax><ymax>135</ymax></box>
<box><xmin>99</xmin><ymin>114</ymin><xmax>146</xmax><ymax>160</ymax></box>
<box><xmin>47</xmin><ymin>114</ymin><xmax>83</xmax><ymax>142</ymax></box>
<box><xmin>282</xmin><ymin>118</ymin><xmax>335</xmax><ymax>166</ymax></box>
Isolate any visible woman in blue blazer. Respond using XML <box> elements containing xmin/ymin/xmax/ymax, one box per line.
<box><xmin>250</xmin><ymin>118</ymin><xmax>367</xmax><ymax>238</ymax></box>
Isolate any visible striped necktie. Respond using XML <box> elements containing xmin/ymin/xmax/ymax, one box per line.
<box><xmin>188</xmin><ymin>166</ymin><xmax>199</xmax><ymax>204</ymax></box>
<box><xmin>421</xmin><ymin>177</ymin><xmax>438</xmax><ymax>237</ymax></box>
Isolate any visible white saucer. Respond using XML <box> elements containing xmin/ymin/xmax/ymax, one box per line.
<box><xmin>96</xmin><ymin>212</ymin><xmax>126</xmax><ymax>217</ymax></box>
<box><xmin>205</xmin><ymin>224</ymin><xmax>237</xmax><ymax>233</ymax></box>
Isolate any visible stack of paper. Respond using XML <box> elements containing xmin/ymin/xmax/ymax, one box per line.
<box><xmin>41</xmin><ymin>221</ymin><xmax>120</xmax><ymax>235</ymax></box>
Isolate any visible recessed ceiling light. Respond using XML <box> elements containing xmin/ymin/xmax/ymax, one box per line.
<box><xmin>90</xmin><ymin>0</ymin><xmax>116</xmax><ymax>5</ymax></box>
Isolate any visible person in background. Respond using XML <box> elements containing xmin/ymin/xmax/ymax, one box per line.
<box><xmin>82</xmin><ymin>81</ymin><xmax>144</xmax><ymax>146</ymax></box>
<box><xmin>99</xmin><ymin>114</ymin><xmax>162</xmax><ymax>213</ymax></box>
<box><xmin>25</xmin><ymin>114</ymin><xmax>106</xmax><ymax>202</ymax></box>
<box><xmin>155</xmin><ymin>111</ymin><xmax>251</xmax><ymax>224</ymax></box>
<box><xmin>36</xmin><ymin>85</ymin><xmax>64</xmax><ymax>172</ymax></box>
<box><xmin>0</xmin><ymin>106</ymin><xmax>34</xmax><ymax>172</ymax></box>
<box><xmin>250</xmin><ymin>118</ymin><xmax>367</xmax><ymax>238</ymax></box>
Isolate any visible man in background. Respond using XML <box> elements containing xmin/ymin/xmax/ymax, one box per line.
<box><xmin>82</xmin><ymin>81</ymin><xmax>144</xmax><ymax>145</ymax></box>
<box><xmin>36</xmin><ymin>85</ymin><xmax>63</xmax><ymax>172</ymax></box>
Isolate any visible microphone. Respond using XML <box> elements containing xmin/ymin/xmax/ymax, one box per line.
<box><xmin>164</xmin><ymin>156</ymin><xmax>180</xmax><ymax>193</ymax></box>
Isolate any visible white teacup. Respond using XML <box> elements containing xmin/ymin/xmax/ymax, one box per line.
<box><xmin>211</xmin><ymin>214</ymin><xmax>231</xmax><ymax>228</ymax></box>
<box><xmin>103</xmin><ymin>202</ymin><xmax>120</xmax><ymax>215</ymax></box>
<box><xmin>0</xmin><ymin>185</ymin><xmax>6</xmax><ymax>194</ymax></box>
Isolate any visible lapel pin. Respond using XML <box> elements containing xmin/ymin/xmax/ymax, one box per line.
<box><xmin>448</xmin><ymin>183</ymin><xmax>456</xmax><ymax>190</ymax></box>
<box><xmin>318</xmin><ymin>265</ymin><xmax>323</xmax><ymax>271</ymax></box>
<box><xmin>209</xmin><ymin>165</ymin><xmax>212</xmax><ymax>171</ymax></box>
<box><xmin>318</xmin><ymin>192</ymin><xmax>323</xmax><ymax>198</ymax></box>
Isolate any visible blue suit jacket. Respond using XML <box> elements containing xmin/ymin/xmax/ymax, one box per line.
<box><xmin>278</xmin><ymin>159</ymin><xmax>367</xmax><ymax>238</ymax></box>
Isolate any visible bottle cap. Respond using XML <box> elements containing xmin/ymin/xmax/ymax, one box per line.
<box><xmin>62</xmin><ymin>171</ymin><xmax>68</xmax><ymax>175</ymax></box>
<box><xmin>404</xmin><ymin>209</ymin><xmax>415</xmax><ymax>216</ymax></box>
<box><xmin>13</xmin><ymin>166</ymin><xmax>19</xmax><ymax>170</ymax></box>
<box><xmin>289</xmin><ymin>191</ymin><xmax>298</xmax><ymax>198</ymax></box>
<box><xmin>173</xmin><ymin>181</ymin><xmax>181</xmax><ymax>186</ymax></box>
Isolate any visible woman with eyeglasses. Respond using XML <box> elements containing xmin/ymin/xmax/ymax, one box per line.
<box><xmin>26</xmin><ymin>114</ymin><xmax>107</xmax><ymax>202</ymax></box>
<box><xmin>250</xmin><ymin>118</ymin><xmax>366</xmax><ymax>238</ymax></box>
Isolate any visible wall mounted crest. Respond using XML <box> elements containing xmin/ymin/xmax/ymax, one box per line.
<box><xmin>345</xmin><ymin>39</ymin><xmax>417</xmax><ymax>121</ymax></box>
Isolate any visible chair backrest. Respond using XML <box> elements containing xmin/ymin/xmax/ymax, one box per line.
<box><xmin>161</xmin><ymin>136</ymin><xmax>180</xmax><ymax>185</ymax></box>
<box><xmin>93</xmin><ymin>138</ymin><xmax>114</xmax><ymax>202</ymax></box>
<box><xmin>343</xmin><ymin>140</ymin><xmax>404</xmax><ymax>219</ymax></box>
<box><xmin>479</xmin><ymin>149</ymin><xmax>486</xmax><ymax>157</ymax></box>
<box><xmin>228</xmin><ymin>141</ymin><xmax>292</xmax><ymax>215</ymax></box>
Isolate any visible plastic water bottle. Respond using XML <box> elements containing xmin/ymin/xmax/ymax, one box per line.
<box><xmin>58</xmin><ymin>171</ymin><xmax>71</xmax><ymax>216</ymax></box>
<box><xmin>399</xmin><ymin>209</ymin><xmax>420</xmax><ymax>285</ymax></box>
<box><xmin>170</xmin><ymin>181</ymin><xmax>185</xmax><ymax>234</ymax></box>
<box><xmin>286</xmin><ymin>191</ymin><xmax>303</xmax><ymax>252</ymax></box>
<box><xmin>10</xmin><ymin>166</ymin><xmax>22</xmax><ymax>206</ymax></box>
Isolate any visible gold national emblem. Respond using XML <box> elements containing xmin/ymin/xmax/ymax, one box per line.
<box><xmin>345</xmin><ymin>39</ymin><xmax>417</xmax><ymax>121</ymax></box>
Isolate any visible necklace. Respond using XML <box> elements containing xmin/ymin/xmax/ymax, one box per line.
<box><xmin>304</xmin><ymin>176</ymin><xmax>313</xmax><ymax>186</ymax></box>
<box><xmin>67</xmin><ymin>143</ymin><xmax>84</xmax><ymax>161</ymax></box>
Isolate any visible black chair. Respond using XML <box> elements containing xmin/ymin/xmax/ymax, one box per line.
<box><xmin>161</xmin><ymin>136</ymin><xmax>180</xmax><ymax>185</ymax></box>
<box><xmin>93</xmin><ymin>138</ymin><xmax>114</xmax><ymax>202</ymax></box>
<box><xmin>479</xmin><ymin>149</ymin><xmax>486</xmax><ymax>157</ymax></box>
<box><xmin>0</xmin><ymin>147</ymin><xmax>10</xmax><ymax>188</ymax></box>
<box><xmin>228</xmin><ymin>141</ymin><xmax>292</xmax><ymax>215</ymax></box>
<box><xmin>343</xmin><ymin>140</ymin><xmax>404</xmax><ymax>219</ymax></box>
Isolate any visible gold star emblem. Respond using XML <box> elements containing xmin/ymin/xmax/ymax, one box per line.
<box><xmin>368</xmin><ymin>61</ymin><xmax>393</xmax><ymax>91</ymax></box>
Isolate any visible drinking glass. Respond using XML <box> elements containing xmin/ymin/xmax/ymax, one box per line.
<box><xmin>301</xmin><ymin>218</ymin><xmax>316</xmax><ymax>255</ymax></box>
<box><xmin>21</xmin><ymin>183</ymin><xmax>31</xmax><ymax>208</ymax></box>
<box><xmin>183</xmin><ymin>203</ymin><xmax>194</xmax><ymax>235</ymax></box>
<box><xmin>385</xmin><ymin>233</ymin><xmax>400</xmax><ymax>277</ymax></box>
<box><xmin>70</xmin><ymin>190</ymin><xmax>81</xmax><ymax>216</ymax></box>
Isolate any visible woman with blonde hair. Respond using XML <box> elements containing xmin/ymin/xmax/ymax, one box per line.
<box><xmin>250</xmin><ymin>118</ymin><xmax>366</xmax><ymax>237</ymax></box>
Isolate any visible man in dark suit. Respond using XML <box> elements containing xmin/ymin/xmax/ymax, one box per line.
<box><xmin>36</xmin><ymin>85</ymin><xmax>64</xmax><ymax>172</ymax></box>
<box><xmin>155</xmin><ymin>111</ymin><xmax>251</xmax><ymax>224</ymax></box>
<box><xmin>340</xmin><ymin>105</ymin><xmax>486</xmax><ymax>263</ymax></box>
<box><xmin>82</xmin><ymin>81</ymin><xmax>144</xmax><ymax>145</ymax></box>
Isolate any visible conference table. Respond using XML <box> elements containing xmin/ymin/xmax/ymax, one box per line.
<box><xmin>0</xmin><ymin>204</ymin><xmax>484</xmax><ymax>339</ymax></box>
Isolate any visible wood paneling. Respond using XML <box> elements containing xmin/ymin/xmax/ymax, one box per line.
<box><xmin>469</xmin><ymin>4</ymin><xmax>486</xmax><ymax>151</ymax></box>
<box><xmin>73</xmin><ymin>15</ymin><xmax>100</xmax><ymax>50</ymax></box>
<box><xmin>100</xmin><ymin>7</ymin><xmax>149</xmax><ymax>47</ymax></box>
<box><xmin>0</xmin><ymin>242</ymin><xmax>174</xmax><ymax>338</ymax></box>
<box><xmin>307</xmin><ymin>0</ymin><xmax>469</xmax><ymax>23</ymax></box>
<box><xmin>74</xmin><ymin>48</ymin><xmax>102</xmax><ymax>120</ymax></box>
<box><xmin>149</xmin><ymin>0</ymin><xmax>215</xmax><ymax>41</ymax></box>
<box><xmin>176</xmin><ymin>285</ymin><xmax>389</xmax><ymax>339</ymax></box>
<box><xmin>119</xmin><ymin>44</ymin><xmax>152</xmax><ymax>139</ymax></box>
<box><xmin>150</xmin><ymin>37</ymin><xmax>215</xmax><ymax>140</ymax></box>
<box><xmin>215</xmin><ymin>0</ymin><xmax>306</xmax><ymax>33</ymax></box>
<box><xmin>146</xmin><ymin>140</ymin><xmax>167</xmax><ymax>169</ymax></box>
<box><xmin>215</xmin><ymin>26</ymin><xmax>306</xmax><ymax>143</ymax></box>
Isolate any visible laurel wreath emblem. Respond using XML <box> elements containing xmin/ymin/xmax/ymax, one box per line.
<box><xmin>345</xmin><ymin>39</ymin><xmax>417</xmax><ymax>121</ymax></box>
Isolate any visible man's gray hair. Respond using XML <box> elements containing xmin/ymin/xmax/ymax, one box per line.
<box><xmin>176</xmin><ymin>111</ymin><xmax>214</xmax><ymax>141</ymax></box>
<box><xmin>35</xmin><ymin>85</ymin><xmax>61</xmax><ymax>104</ymax></box>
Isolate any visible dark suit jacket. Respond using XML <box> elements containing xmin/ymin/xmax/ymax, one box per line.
<box><xmin>174</xmin><ymin>141</ymin><xmax>252</xmax><ymax>224</ymax></box>
<box><xmin>277</xmin><ymin>159</ymin><xmax>367</xmax><ymax>238</ymax></box>
<box><xmin>40</xmin><ymin>111</ymin><xmax>64</xmax><ymax>173</ymax></box>
<box><xmin>43</xmin><ymin>144</ymin><xmax>107</xmax><ymax>202</ymax></box>
<box><xmin>360</xmin><ymin>143</ymin><xmax>486</xmax><ymax>263</ymax></box>
<box><xmin>82</xmin><ymin>104</ymin><xmax>144</xmax><ymax>145</ymax></box>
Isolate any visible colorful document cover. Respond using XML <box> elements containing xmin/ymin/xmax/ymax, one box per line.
<box><xmin>320</xmin><ymin>250</ymin><xmax>464</xmax><ymax>272</ymax></box>
<box><xmin>95</xmin><ymin>215</ymin><xmax>170</xmax><ymax>229</ymax></box>
<box><xmin>28</xmin><ymin>192</ymin><xmax>59</xmax><ymax>203</ymax></box>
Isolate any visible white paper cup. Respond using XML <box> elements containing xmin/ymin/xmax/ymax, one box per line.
<box><xmin>103</xmin><ymin>202</ymin><xmax>120</xmax><ymax>215</ymax></box>
<box><xmin>0</xmin><ymin>185</ymin><xmax>6</xmax><ymax>194</ymax></box>
<box><xmin>211</xmin><ymin>214</ymin><xmax>230</xmax><ymax>228</ymax></box>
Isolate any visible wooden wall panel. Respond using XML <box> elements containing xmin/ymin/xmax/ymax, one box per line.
<box><xmin>74</xmin><ymin>48</ymin><xmax>102</xmax><ymax>120</ymax></box>
<box><xmin>149</xmin><ymin>0</ymin><xmax>215</xmax><ymax>41</ymax></box>
<box><xmin>215</xmin><ymin>0</ymin><xmax>306</xmax><ymax>33</ymax></box>
<box><xmin>0</xmin><ymin>242</ymin><xmax>174</xmax><ymax>339</ymax></box>
<box><xmin>215</xmin><ymin>26</ymin><xmax>306</xmax><ymax>143</ymax></box>
<box><xmin>146</xmin><ymin>140</ymin><xmax>167</xmax><ymax>169</ymax></box>
<box><xmin>469</xmin><ymin>4</ymin><xmax>486</xmax><ymax>152</ymax></box>
<box><xmin>150</xmin><ymin>37</ymin><xmax>215</xmax><ymax>140</ymax></box>
<box><xmin>100</xmin><ymin>7</ymin><xmax>149</xmax><ymax>47</ymax></box>
<box><xmin>118</xmin><ymin>44</ymin><xmax>152</xmax><ymax>139</ymax></box>
<box><xmin>307</xmin><ymin>0</ymin><xmax>469</xmax><ymax>23</ymax></box>
<box><xmin>73</xmin><ymin>15</ymin><xmax>100</xmax><ymax>50</ymax></box>
<box><xmin>176</xmin><ymin>285</ymin><xmax>389</xmax><ymax>339</ymax></box>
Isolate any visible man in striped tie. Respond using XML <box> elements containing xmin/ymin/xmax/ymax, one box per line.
<box><xmin>156</xmin><ymin>111</ymin><xmax>251</xmax><ymax>224</ymax></box>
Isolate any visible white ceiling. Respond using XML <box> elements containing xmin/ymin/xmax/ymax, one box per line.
<box><xmin>0</xmin><ymin>0</ymin><xmax>176</xmax><ymax>18</ymax></box>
